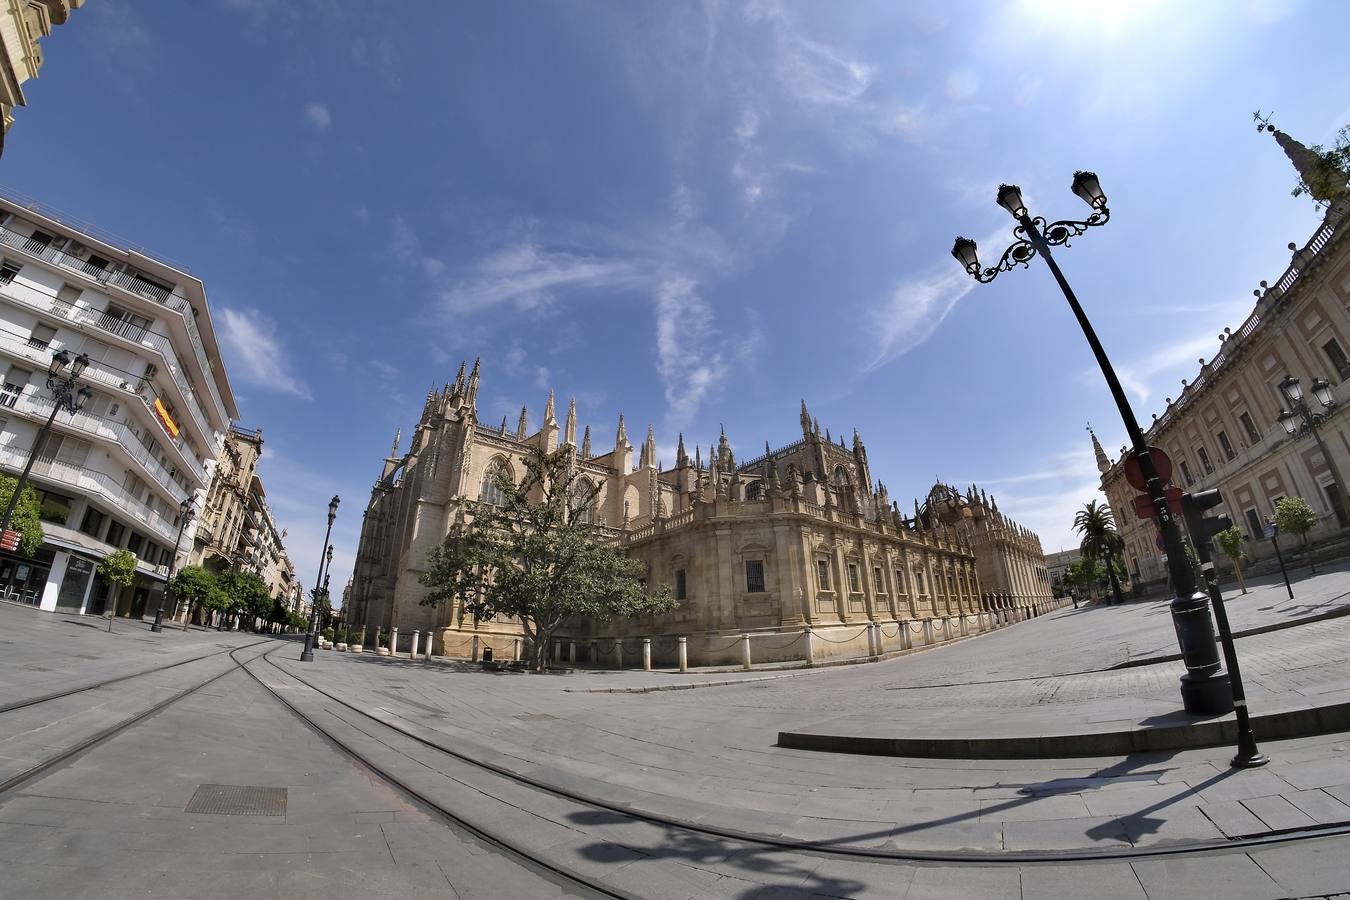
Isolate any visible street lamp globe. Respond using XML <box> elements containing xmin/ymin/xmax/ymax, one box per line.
<box><xmin>1071</xmin><ymin>171</ymin><xmax>1107</xmax><ymax>210</ymax></box>
<box><xmin>70</xmin><ymin>353</ymin><xmax>90</xmax><ymax>378</ymax></box>
<box><xmin>1311</xmin><ymin>378</ymin><xmax>1334</xmax><ymax>409</ymax></box>
<box><xmin>996</xmin><ymin>183</ymin><xmax>1026</xmax><ymax>219</ymax></box>
<box><xmin>48</xmin><ymin>348</ymin><xmax>70</xmax><ymax>377</ymax></box>
<box><xmin>327</xmin><ymin>494</ymin><xmax>340</xmax><ymax>522</ymax></box>
<box><xmin>950</xmin><ymin>236</ymin><xmax>980</xmax><ymax>275</ymax></box>
<box><xmin>75</xmin><ymin>386</ymin><xmax>92</xmax><ymax>408</ymax></box>
<box><xmin>1278</xmin><ymin>375</ymin><xmax>1303</xmax><ymax>404</ymax></box>
<box><xmin>1278</xmin><ymin>409</ymin><xmax>1300</xmax><ymax>436</ymax></box>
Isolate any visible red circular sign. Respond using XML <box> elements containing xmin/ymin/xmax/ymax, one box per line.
<box><xmin>1123</xmin><ymin>446</ymin><xmax>1173</xmax><ymax>491</ymax></box>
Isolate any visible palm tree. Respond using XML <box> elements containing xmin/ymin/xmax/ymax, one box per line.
<box><xmin>1074</xmin><ymin>500</ymin><xmax>1125</xmax><ymax>606</ymax></box>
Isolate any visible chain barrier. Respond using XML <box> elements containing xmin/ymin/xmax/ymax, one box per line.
<box><xmin>812</xmin><ymin>627</ymin><xmax>870</xmax><ymax>645</ymax></box>
<box><xmin>879</xmin><ymin>624</ymin><xmax>901</xmax><ymax>638</ymax></box>
<box><xmin>907</xmin><ymin>621</ymin><xmax>926</xmax><ymax>633</ymax></box>
<box><xmin>755</xmin><ymin>632</ymin><xmax>805</xmax><ymax>651</ymax></box>
<box><xmin>700</xmin><ymin>635</ymin><xmax>745</xmax><ymax>653</ymax></box>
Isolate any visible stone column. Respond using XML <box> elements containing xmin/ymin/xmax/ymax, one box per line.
<box><xmin>513</xmin><ymin>637</ymin><xmax>521</xmax><ymax>661</ymax></box>
<box><xmin>740</xmin><ymin>633</ymin><xmax>752</xmax><ymax>670</ymax></box>
<box><xmin>900</xmin><ymin>619</ymin><xmax>912</xmax><ymax>651</ymax></box>
<box><xmin>803</xmin><ymin>626</ymin><xmax>815</xmax><ymax>665</ymax></box>
<box><xmin>590</xmin><ymin>639</ymin><xmax>598</xmax><ymax>665</ymax></box>
<box><xmin>410</xmin><ymin>630</ymin><xmax>421</xmax><ymax>659</ymax></box>
<box><xmin>470</xmin><ymin>634</ymin><xmax>479</xmax><ymax>662</ymax></box>
<box><xmin>643</xmin><ymin>637</ymin><xmax>652</xmax><ymax>671</ymax></box>
<box><xmin>923</xmin><ymin>618</ymin><xmax>935</xmax><ymax>645</ymax></box>
<box><xmin>677</xmin><ymin>636</ymin><xmax>688</xmax><ymax>672</ymax></box>
<box><xmin>614</xmin><ymin>639</ymin><xmax>623</xmax><ymax>669</ymax></box>
<box><xmin>568</xmin><ymin>641</ymin><xmax>577</xmax><ymax>665</ymax></box>
<box><xmin>390</xmin><ymin>627</ymin><xmax>398</xmax><ymax>656</ymax></box>
<box><xmin>833</xmin><ymin>541</ymin><xmax>850</xmax><ymax>621</ymax></box>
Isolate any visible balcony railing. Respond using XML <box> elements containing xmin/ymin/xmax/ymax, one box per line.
<box><xmin>0</xmin><ymin>276</ymin><xmax>216</xmax><ymax>446</ymax></box>
<box><xmin>0</xmin><ymin>329</ymin><xmax>209</xmax><ymax>484</ymax></box>
<box><xmin>0</xmin><ymin>223</ymin><xmax>228</xmax><ymax>424</ymax></box>
<box><xmin>12</xmin><ymin>390</ymin><xmax>190</xmax><ymax>504</ymax></box>
<box><xmin>0</xmin><ymin>442</ymin><xmax>178</xmax><ymax>544</ymax></box>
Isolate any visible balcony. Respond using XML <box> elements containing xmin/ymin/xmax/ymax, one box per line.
<box><xmin>0</xmin><ymin>441</ymin><xmax>178</xmax><ymax>544</ymax></box>
<box><xmin>0</xmin><ymin>329</ymin><xmax>209</xmax><ymax>485</ymax></box>
<box><xmin>0</xmin><ymin>276</ymin><xmax>217</xmax><ymax>447</ymax></box>
<box><xmin>11</xmin><ymin>389</ymin><xmax>191</xmax><ymax>504</ymax></box>
<box><xmin>0</xmin><ymin>223</ymin><xmax>228</xmax><ymax>425</ymax></box>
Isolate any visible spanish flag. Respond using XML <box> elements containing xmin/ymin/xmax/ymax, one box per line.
<box><xmin>153</xmin><ymin>397</ymin><xmax>180</xmax><ymax>438</ymax></box>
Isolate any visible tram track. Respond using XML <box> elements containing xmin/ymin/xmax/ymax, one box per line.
<box><xmin>0</xmin><ymin>641</ymin><xmax>275</xmax><ymax>796</ymax></box>
<box><xmin>247</xmin><ymin>645</ymin><xmax>1350</xmax><ymax>873</ymax></box>
<box><xmin>0</xmin><ymin>636</ymin><xmax>272</xmax><ymax>715</ymax></box>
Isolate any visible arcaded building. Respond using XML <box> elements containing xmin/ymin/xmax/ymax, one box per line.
<box><xmin>348</xmin><ymin>360</ymin><xmax>1061</xmax><ymax>666</ymax></box>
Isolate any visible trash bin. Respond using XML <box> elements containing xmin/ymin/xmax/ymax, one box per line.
<box><xmin>482</xmin><ymin>647</ymin><xmax>493</xmax><ymax>663</ymax></box>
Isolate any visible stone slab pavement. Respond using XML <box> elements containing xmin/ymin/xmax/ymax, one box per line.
<box><xmin>275</xmin><ymin>565</ymin><xmax>1350</xmax><ymax>861</ymax></box>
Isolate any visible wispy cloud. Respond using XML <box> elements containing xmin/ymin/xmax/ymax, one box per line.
<box><xmin>435</xmin><ymin>241</ymin><xmax>651</xmax><ymax>316</ymax></box>
<box><xmin>1093</xmin><ymin>320</ymin><xmax>1239</xmax><ymax>402</ymax></box>
<box><xmin>652</xmin><ymin>277</ymin><xmax>760</xmax><ymax>429</ymax></box>
<box><xmin>302</xmin><ymin>101</ymin><xmax>332</xmax><ymax>131</ymax></box>
<box><xmin>218</xmin><ymin>307</ymin><xmax>312</xmax><ymax>400</ymax></box>
<box><xmin>957</xmin><ymin>446</ymin><xmax>1108</xmax><ymax>552</ymax></box>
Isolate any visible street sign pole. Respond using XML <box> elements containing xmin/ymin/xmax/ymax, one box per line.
<box><xmin>1266</xmin><ymin>524</ymin><xmax>1294</xmax><ymax>600</ymax></box>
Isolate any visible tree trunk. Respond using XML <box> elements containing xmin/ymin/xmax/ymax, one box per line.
<box><xmin>1234</xmin><ymin>558</ymin><xmax>1248</xmax><ymax>594</ymax></box>
<box><xmin>1107</xmin><ymin>559</ymin><xmax>1124</xmax><ymax>606</ymax></box>
<box><xmin>1303</xmin><ymin>534</ymin><xmax>1316</xmax><ymax>574</ymax></box>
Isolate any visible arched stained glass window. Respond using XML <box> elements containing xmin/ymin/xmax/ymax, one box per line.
<box><xmin>479</xmin><ymin>459</ymin><xmax>511</xmax><ymax>507</ymax></box>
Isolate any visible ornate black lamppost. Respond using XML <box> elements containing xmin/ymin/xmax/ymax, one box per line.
<box><xmin>300</xmin><ymin>495</ymin><xmax>339</xmax><ymax>662</ymax></box>
<box><xmin>0</xmin><ymin>349</ymin><xmax>92</xmax><ymax>535</ymax></box>
<box><xmin>151</xmin><ymin>498</ymin><xmax>194</xmax><ymax>633</ymax></box>
<box><xmin>1277</xmin><ymin>376</ymin><xmax>1349</xmax><ymax>525</ymax></box>
<box><xmin>952</xmin><ymin>173</ymin><xmax>1267</xmax><ymax>767</ymax></box>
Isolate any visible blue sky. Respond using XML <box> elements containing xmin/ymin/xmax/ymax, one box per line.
<box><xmin>3</xmin><ymin>0</ymin><xmax>1347</xmax><ymax>590</ymax></box>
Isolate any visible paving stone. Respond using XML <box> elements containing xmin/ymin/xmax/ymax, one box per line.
<box><xmin>1247</xmin><ymin>837</ymin><xmax>1350</xmax><ymax>897</ymax></box>
<box><xmin>1018</xmin><ymin>862</ymin><xmax>1147</xmax><ymax>899</ymax></box>
<box><xmin>1241</xmin><ymin>793</ymin><xmax>1317</xmax><ymax>831</ymax></box>
<box><xmin>1130</xmin><ymin>853</ymin><xmax>1285</xmax><ymax>899</ymax></box>
<box><xmin>904</xmin><ymin>865</ymin><xmax>1021</xmax><ymax>900</ymax></box>
<box><xmin>1285</xmin><ymin>787</ymin><xmax>1350</xmax><ymax>824</ymax></box>
<box><xmin>1197</xmin><ymin>800</ymin><xmax>1271</xmax><ymax>837</ymax></box>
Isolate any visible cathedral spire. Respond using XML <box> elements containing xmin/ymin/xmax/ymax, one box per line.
<box><xmin>516</xmin><ymin>406</ymin><xmax>529</xmax><ymax>440</ymax></box>
<box><xmin>453</xmin><ymin>360</ymin><xmax>467</xmax><ymax>394</ymax></box>
<box><xmin>499</xmin><ymin>415</ymin><xmax>507</xmax><ymax>434</ymax></box>
<box><xmin>1259</xmin><ymin>115</ymin><xmax>1349</xmax><ymax>205</ymax></box>
<box><xmin>465</xmin><ymin>357</ymin><xmax>481</xmax><ymax>409</ymax></box>
<box><xmin>564</xmin><ymin>398</ymin><xmax>577</xmax><ymax>446</ymax></box>
<box><xmin>581</xmin><ymin>425</ymin><xmax>591</xmax><ymax>458</ymax></box>
<box><xmin>676</xmin><ymin>432</ymin><xmax>688</xmax><ymax>467</ymax></box>
<box><xmin>800</xmin><ymin>399</ymin><xmax>812</xmax><ymax>435</ymax></box>
<box><xmin>1089</xmin><ymin>425</ymin><xmax>1110</xmax><ymax>474</ymax></box>
<box><xmin>615</xmin><ymin>413</ymin><xmax>629</xmax><ymax>447</ymax></box>
<box><xmin>389</xmin><ymin>428</ymin><xmax>401</xmax><ymax>458</ymax></box>
<box><xmin>640</xmin><ymin>424</ymin><xmax>656</xmax><ymax>469</ymax></box>
<box><xmin>543</xmin><ymin>388</ymin><xmax>556</xmax><ymax>424</ymax></box>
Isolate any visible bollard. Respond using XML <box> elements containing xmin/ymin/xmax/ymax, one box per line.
<box><xmin>614</xmin><ymin>639</ymin><xmax>623</xmax><ymax>669</ymax></box>
<box><xmin>554</xmin><ymin>641</ymin><xmax>562</xmax><ymax>663</ymax></box>
<box><xmin>513</xmin><ymin>637</ymin><xmax>521</xmax><ymax>662</ymax></box>
<box><xmin>1170</xmin><ymin>590</ymin><xmax>1233</xmax><ymax>715</ymax></box>
<box><xmin>899</xmin><ymin>620</ymin><xmax>911</xmax><ymax>651</ymax></box>
<box><xmin>643</xmin><ymin>637</ymin><xmax>652</xmax><ymax>671</ymax></box>
<box><xmin>677</xmin><ymin>636</ymin><xmax>688</xmax><ymax>672</ymax></box>
<box><xmin>590</xmin><ymin>640</ymin><xmax>598</xmax><ymax>666</ymax></box>
<box><xmin>959</xmin><ymin>616</ymin><xmax>969</xmax><ymax>637</ymax></box>
<box><xmin>568</xmin><ymin>641</ymin><xmax>576</xmax><ymax>665</ymax></box>
<box><xmin>425</xmin><ymin>634</ymin><xmax>434</xmax><ymax>661</ymax></box>
<box><xmin>872</xmin><ymin>621</ymin><xmax>883</xmax><ymax>655</ymax></box>
<box><xmin>803</xmin><ymin>627</ymin><xmax>815</xmax><ymax>665</ymax></box>
<box><xmin>471</xmin><ymin>634</ymin><xmax>479</xmax><ymax>662</ymax></box>
<box><xmin>741</xmin><ymin>633</ymin><xmax>752</xmax><ymax>670</ymax></box>
<box><xmin>410</xmin><ymin>630</ymin><xmax>420</xmax><ymax>659</ymax></box>
<box><xmin>923</xmin><ymin>619</ymin><xmax>935</xmax><ymax>645</ymax></box>
<box><xmin>390</xmin><ymin>627</ymin><xmax>399</xmax><ymax>657</ymax></box>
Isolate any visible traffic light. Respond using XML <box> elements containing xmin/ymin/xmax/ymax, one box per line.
<box><xmin>1182</xmin><ymin>488</ymin><xmax>1233</xmax><ymax>548</ymax></box>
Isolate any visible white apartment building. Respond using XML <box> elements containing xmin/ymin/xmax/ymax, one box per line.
<box><xmin>0</xmin><ymin>192</ymin><xmax>236</xmax><ymax>617</ymax></box>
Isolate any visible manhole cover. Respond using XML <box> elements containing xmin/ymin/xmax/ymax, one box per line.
<box><xmin>185</xmin><ymin>784</ymin><xmax>287</xmax><ymax>816</ymax></box>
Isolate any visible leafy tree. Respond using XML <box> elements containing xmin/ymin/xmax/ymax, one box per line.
<box><xmin>1213</xmin><ymin>525</ymin><xmax>1249</xmax><ymax>594</ymax></box>
<box><xmin>216</xmin><ymin>569</ymin><xmax>272</xmax><ymax>631</ymax></box>
<box><xmin>1289</xmin><ymin>124</ymin><xmax>1350</xmax><ymax>207</ymax></box>
<box><xmin>420</xmin><ymin>445</ymin><xmax>675</xmax><ymax>672</ymax></box>
<box><xmin>97</xmin><ymin>549</ymin><xmax>138</xmax><ymax>631</ymax></box>
<box><xmin>1064</xmin><ymin>558</ymin><xmax>1107</xmax><ymax>604</ymax></box>
<box><xmin>1274</xmin><ymin>496</ymin><xmax>1319</xmax><ymax>573</ymax></box>
<box><xmin>1074</xmin><ymin>500</ymin><xmax>1125</xmax><ymax>606</ymax></box>
<box><xmin>170</xmin><ymin>565</ymin><xmax>221</xmax><ymax>631</ymax></box>
<box><xmin>0</xmin><ymin>474</ymin><xmax>45</xmax><ymax>557</ymax></box>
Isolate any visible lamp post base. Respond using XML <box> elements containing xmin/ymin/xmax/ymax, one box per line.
<box><xmin>1232</xmin><ymin>751</ymin><xmax>1270</xmax><ymax>769</ymax></box>
<box><xmin>300</xmin><ymin>632</ymin><xmax>315</xmax><ymax>663</ymax></box>
<box><xmin>1180</xmin><ymin>671</ymin><xmax>1234</xmax><ymax>716</ymax></box>
<box><xmin>150</xmin><ymin>609</ymin><xmax>164</xmax><ymax>633</ymax></box>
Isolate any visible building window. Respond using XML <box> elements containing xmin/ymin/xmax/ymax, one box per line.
<box><xmin>1245</xmin><ymin>507</ymin><xmax>1263</xmax><ymax>539</ymax></box>
<box><xmin>23</xmin><ymin>230</ymin><xmax>53</xmax><ymax>254</ymax></box>
<box><xmin>675</xmin><ymin>568</ymin><xmax>687</xmax><ymax>601</ymax></box>
<box><xmin>479</xmin><ymin>460</ymin><xmax>509</xmax><ymax>507</ymax></box>
<box><xmin>746</xmin><ymin>480</ymin><xmax>762</xmax><ymax>500</ymax></box>
<box><xmin>1195</xmin><ymin>446</ymin><xmax>1213</xmax><ymax>475</ymax></box>
<box><xmin>80</xmin><ymin>507</ymin><xmax>105</xmax><ymax>538</ymax></box>
<box><xmin>105</xmin><ymin>521</ymin><xmax>126</xmax><ymax>547</ymax></box>
<box><xmin>27</xmin><ymin>323</ymin><xmax>56</xmax><ymax>350</ymax></box>
<box><xmin>915</xmin><ymin>569</ymin><xmax>926</xmax><ymax>594</ymax></box>
<box><xmin>816</xmin><ymin>559</ymin><xmax>830</xmax><ymax>590</ymax></box>
<box><xmin>35</xmin><ymin>489</ymin><xmax>72</xmax><ymax>525</ymax></box>
<box><xmin>873</xmin><ymin>566</ymin><xmax>884</xmax><ymax>593</ymax></box>
<box><xmin>1324</xmin><ymin>337</ymin><xmax>1350</xmax><ymax>379</ymax></box>
<box><xmin>571</xmin><ymin>479</ymin><xmax>594</xmax><ymax>523</ymax></box>
<box><xmin>0</xmin><ymin>261</ymin><xmax>20</xmax><ymax>284</ymax></box>
<box><xmin>95</xmin><ymin>304</ymin><xmax>151</xmax><ymax>343</ymax></box>
<box><xmin>126</xmin><ymin>533</ymin><xmax>143</xmax><ymax>555</ymax></box>
<box><xmin>1239</xmin><ymin>411</ymin><xmax>1262</xmax><ymax>445</ymax></box>
<box><xmin>894</xmin><ymin>569</ymin><xmax>905</xmax><ymax>594</ymax></box>
<box><xmin>847</xmin><ymin>563</ymin><xmax>860</xmax><ymax>593</ymax></box>
<box><xmin>745</xmin><ymin>559</ymin><xmax>765</xmax><ymax>593</ymax></box>
<box><xmin>1179</xmin><ymin>460</ymin><xmax>1194</xmax><ymax>486</ymax></box>
<box><xmin>1217</xmin><ymin>430</ymin><xmax>1236</xmax><ymax>462</ymax></box>
<box><xmin>159</xmin><ymin>548</ymin><xmax>173</xmax><ymax>568</ymax></box>
<box><xmin>1</xmin><ymin>367</ymin><xmax>31</xmax><ymax>408</ymax></box>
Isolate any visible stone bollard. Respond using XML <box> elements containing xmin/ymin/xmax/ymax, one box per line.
<box><xmin>803</xmin><ymin>627</ymin><xmax>815</xmax><ymax>665</ymax></box>
<box><xmin>411</xmin><ymin>630</ymin><xmax>421</xmax><ymax>659</ymax></box>
<box><xmin>642</xmin><ymin>637</ymin><xmax>652</xmax><ymax>671</ymax></box>
<box><xmin>568</xmin><ymin>641</ymin><xmax>576</xmax><ymax>665</ymax></box>
<box><xmin>959</xmin><ymin>616</ymin><xmax>969</xmax><ymax>637</ymax></box>
<box><xmin>590</xmin><ymin>640</ymin><xmax>598</xmax><ymax>666</ymax></box>
<box><xmin>871</xmin><ymin>621</ymin><xmax>882</xmax><ymax>656</ymax></box>
<box><xmin>390</xmin><ymin>627</ymin><xmax>399</xmax><ymax>657</ymax></box>
<box><xmin>513</xmin><ymin>638</ymin><xmax>521</xmax><ymax>662</ymax></box>
<box><xmin>900</xmin><ymin>620</ymin><xmax>912</xmax><ymax>651</ymax></box>
<box><xmin>741</xmin><ymin>633</ymin><xmax>752</xmax><ymax>670</ymax></box>
<box><xmin>923</xmin><ymin>619</ymin><xmax>935</xmax><ymax>645</ymax></box>
<box><xmin>553</xmin><ymin>641</ymin><xmax>562</xmax><ymax>663</ymax></box>
<box><xmin>677</xmin><ymin>636</ymin><xmax>688</xmax><ymax>672</ymax></box>
<box><xmin>471</xmin><ymin>634</ymin><xmax>479</xmax><ymax>662</ymax></box>
<box><xmin>614</xmin><ymin>639</ymin><xmax>623</xmax><ymax>669</ymax></box>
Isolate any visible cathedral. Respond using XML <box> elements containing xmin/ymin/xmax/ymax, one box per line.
<box><xmin>347</xmin><ymin>361</ymin><xmax>1060</xmax><ymax>666</ymax></box>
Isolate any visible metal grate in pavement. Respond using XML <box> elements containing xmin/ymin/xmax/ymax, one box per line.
<box><xmin>185</xmin><ymin>784</ymin><xmax>287</xmax><ymax>816</ymax></box>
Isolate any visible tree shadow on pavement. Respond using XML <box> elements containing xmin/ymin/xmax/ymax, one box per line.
<box><xmin>570</xmin><ymin>810</ymin><xmax>871</xmax><ymax>898</ymax></box>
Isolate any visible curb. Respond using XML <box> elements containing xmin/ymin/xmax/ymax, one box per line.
<box><xmin>777</xmin><ymin>700</ymin><xmax>1350</xmax><ymax>759</ymax></box>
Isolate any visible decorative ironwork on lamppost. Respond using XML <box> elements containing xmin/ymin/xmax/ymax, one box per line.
<box><xmin>151</xmin><ymin>498</ymin><xmax>194</xmax><ymax>633</ymax></box>
<box><xmin>0</xmin><ymin>349</ymin><xmax>93</xmax><ymax>536</ymax></box>
<box><xmin>1277</xmin><ymin>375</ymin><xmax>1350</xmax><ymax>526</ymax></box>
<box><xmin>952</xmin><ymin>173</ymin><xmax>1268</xmax><ymax>767</ymax></box>
<box><xmin>300</xmin><ymin>495</ymin><xmax>340</xmax><ymax>662</ymax></box>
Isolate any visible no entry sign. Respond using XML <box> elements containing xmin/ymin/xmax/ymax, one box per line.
<box><xmin>1123</xmin><ymin>446</ymin><xmax>1173</xmax><ymax>491</ymax></box>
